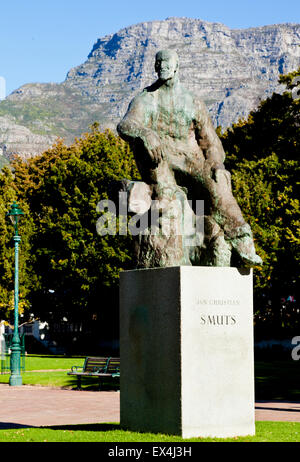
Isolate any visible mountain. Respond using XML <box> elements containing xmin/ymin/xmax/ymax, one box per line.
<box><xmin>0</xmin><ymin>17</ymin><xmax>299</xmax><ymax>159</ymax></box>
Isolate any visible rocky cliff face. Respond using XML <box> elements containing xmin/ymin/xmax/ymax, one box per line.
<box><xmin>0</xmin><ymin>17</ymin><xmax>299</xmax><ymax>159</ymax></box>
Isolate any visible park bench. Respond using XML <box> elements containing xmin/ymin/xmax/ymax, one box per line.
<box><xmin>67</xmin><ymin>356</ymin><xmax>120</xmax><ymax>389</ymax></box>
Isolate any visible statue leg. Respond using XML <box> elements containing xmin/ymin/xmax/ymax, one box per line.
<box><xmin>202</xmin><ymin>167</ymin><xmax>262</xmax><ymax>267</ymax></box>
<box><xmin>185</xmin><ymin>163</ymin><xmax>262</xmax><ymax>267</ymax></box>
<box><xmin>201</xmin><ymin>216</ymin><xmax>232</xmax><ymax>266</ymax></box>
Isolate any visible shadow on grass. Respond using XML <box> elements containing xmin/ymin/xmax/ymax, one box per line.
<box><xmin>0</xmin><ymin>422</ymin><xmax>36</xmax><ymax>430</ymax></box>
<box><xmin>0</xmin><ymin>422</ymin><xmax>121</xmax><ymax>431</ymax></box>
<box><xmin>47</xmin><ymin>423</ymin><xmax>120</xmax><ymax>432</ymax></box>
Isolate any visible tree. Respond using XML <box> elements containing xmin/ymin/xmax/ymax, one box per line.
<box><xmin>1</xmin><ymin>126</ymin><xmax>139</xmax><ymax>338</ymax></box>
<box><xmin>1</xmin><ymin>68</ymin><xmax>299</xmax><ymax>341</ymax></box>
<box><xmin>0</xmin><ymin>166</ymin><xmax>33</xmax><ymax>321</ymax></box>
<box><xmin>220</xmin><ymin>68</ymin><xmax>300</xmax><ymax>336</ymax></box>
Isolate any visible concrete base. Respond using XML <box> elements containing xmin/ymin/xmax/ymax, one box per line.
<box><xmin>120</xmin><ymin>266</ymin><xmax>255</xmax><ymax>438</ymax></box>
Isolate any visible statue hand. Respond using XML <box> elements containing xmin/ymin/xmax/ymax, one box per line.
<box><xmin>143</xmin><ymin>131</ymin><xmax>163</xmax><ymax>165</ymax></box>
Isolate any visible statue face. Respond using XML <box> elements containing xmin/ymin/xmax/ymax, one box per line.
<box><xmin>155</xmin><ymin>51</ymin><xmax>178</xmax><ymax>82</ymax></box>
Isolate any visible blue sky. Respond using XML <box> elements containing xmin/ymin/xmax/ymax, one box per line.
<box><xmin>0</xmin><ymin>0</ymin><xmax>299</xmax><ymax>96</ymax></box>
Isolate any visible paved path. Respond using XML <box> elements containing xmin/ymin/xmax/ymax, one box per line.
<box><xmin>255</xmin><ymin>400</ymin><xmax>300</xmax><ymax>422</ymax></box>
<box><xmin>0</xmin><ymin>384</ymin><xmax>120</xmax><ymax>429</ymax></box>
<box><xmin>0</xmin><ymin>384</ymin><xmax>300</xmax><ymax>429</ymax></box>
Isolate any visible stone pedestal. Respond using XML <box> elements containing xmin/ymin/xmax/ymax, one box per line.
<box><xmin>119</xmin><ymin>266</ymin><xmax>255</xmax><ymax>438</ymax></box>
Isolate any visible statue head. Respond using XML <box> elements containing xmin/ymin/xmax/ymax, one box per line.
<box><xmin>155</xmin><ymin>49</ymin><xmax>179</xmax><ymax>82</ymax></box>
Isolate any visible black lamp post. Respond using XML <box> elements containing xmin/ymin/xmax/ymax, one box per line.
<box><xmin>6</xmin><ymin>201</ymin><xmax>24</xmax><ymax>386</ymax></box>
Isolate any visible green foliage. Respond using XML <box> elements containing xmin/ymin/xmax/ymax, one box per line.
<box><xmin>0</xmin><ymin>100</ymin><xmax>58</xmax><ymax>121</ymax></box>
<box><xmin>0</xmin><ymin>126</ymin><xmax>139</xmax><ymax>323</ymax></box>
<box><xmin>279</xmin><ymin>68</ymin><xmax>300</xmax><ymax>90</ymax></box>
<box><xmin>0</xmin><ymin>155</ymin><xmax>9</xmax><ymax>170</ymax></box>
<box><xmin>0</xmin><ymin>167</ymin><xmax>33</xmax><ymax>319</ymax></box>
<box><xmin>0</xmin><ymin>86</ymin><xmax>110</xmax><ymax>139</ymax></box>
<box><xmin>221</xmin><ymin>68</ymin><xmax>300</xmax><ymax>333</ymax></box>
<box><xmin>0</xmin><ymin>69</ymin><xmax>299</xmax><ymax>336</ymax></box>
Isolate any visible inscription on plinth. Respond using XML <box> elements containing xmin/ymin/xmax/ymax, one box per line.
<box><xmin>120</xmin><ymin>266</ymin><xmax>255</xmax><ymax>438</ymax></box>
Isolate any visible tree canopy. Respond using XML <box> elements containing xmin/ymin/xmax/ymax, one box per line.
<box><xmin>0</xmin><ymin>126</ymin><xmax>139</xmax><ymax>328</ymax></box>
<box><xmin>0</xmin><ymin>69</ymin><xmax>299</xmax><ymax>341</ymax></box>
<box><xmin>220</xmin><ymin>68</ymin><xmax>300</xmax><ymax>335</ymax></box>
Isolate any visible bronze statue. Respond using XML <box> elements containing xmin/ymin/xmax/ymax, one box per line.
<box><xmin>117</xmin><ymin>49</ymin><xmax>262</xmax><ymax>268</ymax></box>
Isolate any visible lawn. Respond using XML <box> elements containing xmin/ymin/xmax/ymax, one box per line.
<box><xmin>0</xmin><ymin>354</ymin><xmax>119</xmax><ymax>389</ymax></box>
<box><xmin>0</xmin><ymin>421</ymin><xmax>300</xmax><ymax>442</ymax></box>
<box><xmin>0</xmin><ymin>354</ymin><xmax>84</xmax><ymax>388</ymax></box>
<box><xmin>1</xmin><ymin>355</ymin><xmax>300</xmax><ymax>398</ymax></box>
<box><xmin>1</xmin><ymin>355</ymin><xmax>300</xmax><ymax>443</ymax></box>
<box><xmin>11</xmin><ymin>354</ymin><xmax>85</xmax><ymax>371</ymax></box>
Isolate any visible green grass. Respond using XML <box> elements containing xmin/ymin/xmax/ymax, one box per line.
<box><xmin>18</xmin><ymin>354</ymin><xmax>85</xmax><ymax>371</ymax></box>
<box><xmin>0</xmin><ymin>370</ymin><xmax>119</xmax><ymax>390</ymax></box>
<box><xmin>1</xmin><ymin>356</ymin><xmax>300</xmax><ymax>398</ymax></box>
<box><xmin>1</xmin><ymin>355</ymin><xmax>300</xmax><ymax>442</ymax></box>
<box><xmin>0</xmin><ymin>422</ymin><xmax>299</xmax><ymax>442</ymax></box>
<box><xmin>0</xmin><ymin>354</ymin><xmax>118</xmax><ymax>389</ymax></box>
<box><xmin>0</xmin><ymin>370</ymin><xmax>79</xmax><ymax>388</ymax></box>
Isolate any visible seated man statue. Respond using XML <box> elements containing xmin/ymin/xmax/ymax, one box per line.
<box><xmin>117</xmin><ymin>49</ymin><xmax>262</xmax><ymax>268</ymax></box>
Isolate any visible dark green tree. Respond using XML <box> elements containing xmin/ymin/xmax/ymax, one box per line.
<box><xmin>2</xmin><ymin>127</ymin><xmax>139</xmax><ymax>340</ymax></box>
<box><xmin>0</xmin><ymin>163</ymin><xmax>35</xmax><ymax>322</ymax></box>
<box><xmin>220</xmin><ymin>68</ymin><xmax>300</xmax><ymax>336</ymax></box>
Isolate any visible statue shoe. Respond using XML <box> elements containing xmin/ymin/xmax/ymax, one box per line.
<box><xmin>231</xmin><ymin>233</ymin><xmax>263</xmax><ymax>267</ymax></box>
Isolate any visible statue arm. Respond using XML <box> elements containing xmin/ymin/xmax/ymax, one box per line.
<box><xmin>194</xmin><ymin>99</ymin><xmax>226</xmax><ymax>168</ymax></box>
<box><xmin>117</xmin><ymin>95</ymin><xmax>150</xmax><ymax>142</ymax></box>
<box><xmin>117</xmin><ymin>94</ymin><xmax>163</xmax><ymax>164</ymax></box>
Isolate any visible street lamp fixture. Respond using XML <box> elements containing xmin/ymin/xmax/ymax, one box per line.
<box><xmin>6</xmin><ymin>201</ymin><xmax>24</xmax><ymax>386</ymax></box>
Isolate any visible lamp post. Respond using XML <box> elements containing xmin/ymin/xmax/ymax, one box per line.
<box><xmin>6</xmin><ymin>201</ymin><xmax>24</xmax><ymax>386</ymax></box>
